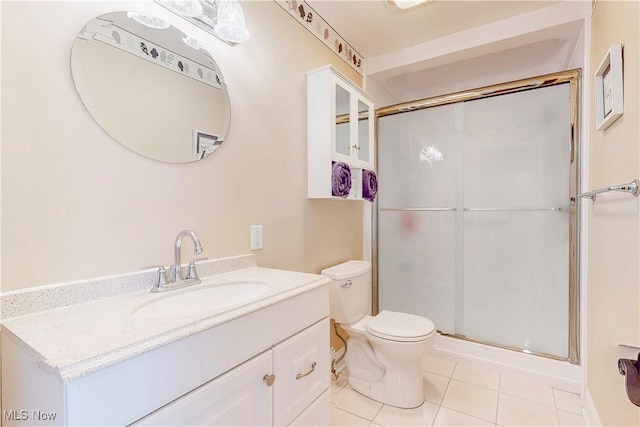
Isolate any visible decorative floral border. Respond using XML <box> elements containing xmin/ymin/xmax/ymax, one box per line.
<box><xmin>79</xmin><ymin>17</ymin><xmax>223</xmax><ymax>89</ymax></box>
<box><xmin>275</xmin><ymin>1</ymin><xmax>363</xmax><ymax>75</ymax></box>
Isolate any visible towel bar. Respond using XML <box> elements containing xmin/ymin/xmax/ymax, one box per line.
<box><xmin>577</xmin><ymin>179</ymin><xmax>639</xmax><ymax>201</ymax></box>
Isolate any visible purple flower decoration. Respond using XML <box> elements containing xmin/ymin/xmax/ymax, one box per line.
<box><xmin>332</xmin><ymin>162</ymin><xmax>352</xmax><ymax>198</ymax></box>
<box><xmin>362</xmin><ymin>169</ymin><xmax>377</xmax><ymax>202</ymax></box>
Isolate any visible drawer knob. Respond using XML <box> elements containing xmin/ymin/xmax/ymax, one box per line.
<box><xmin>296</xmin><ymin>362</ymin><xmax>317</xmax><ymax>380</ymax></box>
<box><xmin>263</xmin><ymin>374</ymin><xmax>276</xmax><ymax>386</ymax></box>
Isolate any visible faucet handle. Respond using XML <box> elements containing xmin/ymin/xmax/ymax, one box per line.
<box><xmin>186</xmin><ymin>260</ymin><xmax>201</xmax><ymax>281</ymax></box>
<box><xmin>142</xmin><ymin>265</ymin><xmax>170</xmax><ymax>286</ymax></box>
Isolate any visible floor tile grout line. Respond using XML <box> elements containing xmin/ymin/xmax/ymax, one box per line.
<box><xmin>370</xmin><ymin>403</ymin><xmax>384</xmax><ymax>424</ymax></box>
<box><xmin>429</xmin><ymin>362</ymin><xmax>454</xmax><ymax>426</ymax></box>
<box><xmin>331</xmin><ymin>404</ymin><xmax>371</xmax><ymax>425</ymax></box>
<box><xmin>448</xmin><ymin>372</ymin><xmax>502</xmax><ymax>393</ymax></box>
<box><xmin>495</xmin><ymin>372</ymin><xmax>502</xmax><ymax>425</ymax></box>
<box><xmin>439</xmin><ymin>367</ymin><xmax>454</xmax><ymax>406</ymax></box>
<box><xmin>440</xmin><ymin>375</ymin><xmax>500</xmax><ymax>424</ymax></box>
<box><xmin>552</xmin><ymin>388</ymin><xmax>561</xmax><ymax>427</ymax></box>
<box><xmin>498</xmin><ymin>389</ymin><xmax>557</xmax><ymax>409</ymax></box>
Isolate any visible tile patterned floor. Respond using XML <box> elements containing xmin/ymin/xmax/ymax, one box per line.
<box><xmin>330</xmin><ymin>354</ymin><xmax>586</xmax><ymax>427</ymax></box>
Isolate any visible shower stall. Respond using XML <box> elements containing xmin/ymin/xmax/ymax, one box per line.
<box><xmin>374</xmin><ymin>70</ymin><xmax>580</xmax><ymax>363</ymax></box>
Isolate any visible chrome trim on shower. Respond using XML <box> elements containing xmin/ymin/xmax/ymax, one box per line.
<box><xmin>376</xmin><ymin>69</ymin><xmax>581</xmax><ymax>118</ymax></box>
<box><xmin>379</xmin><ymin>207</ymin><xmax>457</xmax><ymax>212</ymax></box>
<box><xmin>463</xmin><ymin>207</ymin><xmax>564</xmax><ymax>212</ymax></box>
<box><xmin>373</xmin><ymin>68</ymin><xmax>582</xmax><ymax>365</ymax></box>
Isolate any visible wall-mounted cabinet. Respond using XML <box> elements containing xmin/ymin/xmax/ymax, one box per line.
<box><xmin>307</xmin><ymin>65</ymin><xmax>375</xmax><ymax>200</ymax></box>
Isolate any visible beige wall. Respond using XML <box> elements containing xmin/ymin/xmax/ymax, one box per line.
<box><xmin>587</xmin><ymin>1</ymin><xmax>640</xmax><ymax>425</ymax></box>
<box><xmin>0</xmin><ymin>0</ymin><xmax>363</xmax><ymax>292</ymax></box>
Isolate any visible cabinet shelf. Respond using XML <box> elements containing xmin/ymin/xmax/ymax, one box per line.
<box><xmin>307</xmin><ymin>65</ymin><xmax>375</xmax><ymax>200</ymax></box>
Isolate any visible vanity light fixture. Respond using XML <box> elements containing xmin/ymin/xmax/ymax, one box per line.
<box><xmin>158</xmin><ymin>0</ymin><xmax>204</xmax><ymax>18</ymax></box>
<box><xmin>393</xmin><ymin>0</ymin><xmax>429</xmax><ymax>10</ymax></box>
<box><xmin>213</xmin><ymin>0</ymin><xmax>250</xmax><ymax>43</ymax></box>
<box><xmin>126</xmin><ymin>11</ymin><xmax>170</xmax><ymax>30</ymax></box>
<box><xmin>155</xmin><ymin>0</ymin><xmax>250</xmax><ymax>45</ymax></box>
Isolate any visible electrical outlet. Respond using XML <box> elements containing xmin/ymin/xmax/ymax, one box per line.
<box><xmin>250</xmin><ymin>225</ymin><xmax>263</xmax><ymax>250</ymax></box>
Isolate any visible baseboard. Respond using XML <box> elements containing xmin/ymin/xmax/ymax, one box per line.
<box><xmin>434</xmin><ymin>335</ymin><xmax>583</xmax><ymax>393</ymax></box>
<box><xmin>582</xmin><ymin>387</ymin><xmax>602</xmax><ymax>426</ymax></box>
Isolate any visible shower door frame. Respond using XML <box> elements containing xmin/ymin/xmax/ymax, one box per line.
<box><xmin>372</xmin><ymin>69</ymin><xmax>582</xmax><ymax>365</ymax></box>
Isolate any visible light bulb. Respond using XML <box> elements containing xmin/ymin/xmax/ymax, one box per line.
<box><xmin>214</xmin><ymin>0</ymin><xmax>250</xmax><ymax>44</ymax></box>
<box><xmin>127</xmin><ymin>12</ymin><xmax>170</xmax><ymax>30</ymax></box>
<box><xmin>160</xmin><ymin>0</ymin><xmax>203</xmax><ymax>18</ymax></box>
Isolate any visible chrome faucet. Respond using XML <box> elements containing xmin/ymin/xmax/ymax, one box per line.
<box><xmin>171</xmin><ymin>230</ymin><xmax>203</xmax><ymax>282</ymax></box>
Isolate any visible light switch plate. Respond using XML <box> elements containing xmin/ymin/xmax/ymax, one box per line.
<box><xmin>250</xmin><ymin>225</ymin><xmax>263</xmax><ymax>250</ymax></box>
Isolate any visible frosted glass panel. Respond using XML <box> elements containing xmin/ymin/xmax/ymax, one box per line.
<box><xmin>462</xmin><ymin>84</ymin><xmax>570</xmax><ymax>358</ymax></box>
<box><xmin>463</xmin><ymin>85</ymin><xmax>571</xmax><ymax>208</ymax></box>
<box><xmin>463</xmin><ymin>211</ymin><xmax>569</xmax><ymax>356</ymax></box>
<box><xmin>377</xmin><ymin>103</ymin><xmax>458</xmax><ymax>333</ymax></box>
<box><xmin>378</xmin><ymin>211</ymin><xmax>456</xmax><ymax>332</ymax></box>
<box><xmin>377</xmin><ymin>104</ymin><xmax>457</xmax><ymax>209</ymax></box>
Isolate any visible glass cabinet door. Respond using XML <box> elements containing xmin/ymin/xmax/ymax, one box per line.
<box><xmin>334</xmin><ymin>84</ymin><xmax>351</xmax><ymax>158</ymax></box>
<box><xmin>356</xmin><ymin>99</ymin><xmax>371</xmax><ymax>164</ymax></box>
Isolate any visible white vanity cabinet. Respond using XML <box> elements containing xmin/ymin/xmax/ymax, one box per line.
<box><xmin>133</xmin><ymin>319</ymin><xmax>330</xmax><ymax>427</ymax></box>
<box><xmin>307</xmin><ymin>65</ymin><xmax>375</xmax><ymax>199</ymax></box>
<box><xmin>1</xmin><ymin>281</ymin><xmax>330</xmax><ymax>427</ymax></box>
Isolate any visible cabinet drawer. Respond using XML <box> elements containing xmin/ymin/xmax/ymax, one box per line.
<box><xmin>288</xmin><ymin>389</ymin><xmax>330</xmax><ymax>427</ymax></box>
<box><xmin>273</xmin><ymin>318</ymin><xmax>330</xmax><ymax>426</ymax></box>
<box><xmin>131</xmin><ymin>351</ymin><xmax>273</xmax><ymax>427</ymax></box>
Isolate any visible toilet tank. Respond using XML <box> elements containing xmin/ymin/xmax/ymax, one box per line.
<box><xmin>321</xmin><ymin>260</ymin><xmax>371</xmax><ymax>324</ymax></box>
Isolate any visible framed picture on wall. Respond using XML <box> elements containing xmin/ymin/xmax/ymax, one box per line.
<box><xmin>594</xmin><ymin>43</ymin><xmax>624</xmax><ymax>131</ymax></box>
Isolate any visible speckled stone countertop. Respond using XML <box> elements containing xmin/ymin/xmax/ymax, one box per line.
<box><xmin>1</xmin><ymin>256</ymin><xmax>330</xmax><ymax>382</ymax></box>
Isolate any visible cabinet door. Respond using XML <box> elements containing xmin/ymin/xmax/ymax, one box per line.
<box><xmin>288</xmin><ymin>389</ymin><xmax>330</xmax><ymax>427</ymax></box>
<box><xmin>333</xmin><ymin>80</ymin><xmax>353</xmax><ymax>163</ymax></box>
<box><xmin>273</xmin><ymin>318</ymin><xmax>330</xmax><ymax>426</ymax></box>
<box><xmin>131</xmin><ymin>351</ymin><xmax>273</xmax><ymax>427</ymax></box>
<box><xmin>355</xmin><ymin>97</ymin><xmax>374</xmax><ymax>167</ymax></box>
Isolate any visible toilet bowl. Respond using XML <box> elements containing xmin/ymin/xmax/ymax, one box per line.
<box><xmin>322</xmin><ymin>261</ymin><xmax>437</xmax><ymax>408</ymax></box>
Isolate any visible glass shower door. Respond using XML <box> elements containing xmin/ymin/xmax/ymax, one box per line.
<box><xmin>461</xmin><ymin>84</ymin><xmax>571</xmax><ymax>357</ymax></box>
<box><xmin>377</xmin><ymin>103</ymin><xmax>458</xmax><ymax>333</ymax></box>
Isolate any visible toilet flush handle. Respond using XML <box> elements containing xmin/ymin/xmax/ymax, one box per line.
<box><xmin>341</xmin><ymin>280</ymin><xmax>352</xmax><ymax>288</ymax></box>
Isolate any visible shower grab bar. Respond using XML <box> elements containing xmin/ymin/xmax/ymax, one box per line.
<box><xmin>379</xmin><ymin>207</ymin><xmax>456</xmax><ymax>212</ymax></box>
<box><xmin>464</xmin><ymin>207</ymin><xmax>563</xmax><ymax>212</ymax></box>
<box><xmin>577</xmin><ymin>179</ymin><xmax>640</xmax><ymax>201</ymax></box>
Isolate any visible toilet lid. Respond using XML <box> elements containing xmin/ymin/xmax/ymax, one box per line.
<box><xmin>367</xmin><ymin>310</ymin><xmax>436</xmax><ymax>342</ymax></box>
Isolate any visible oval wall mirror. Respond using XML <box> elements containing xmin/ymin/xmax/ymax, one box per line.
<box><xmin>71</xmin><ymin>11</ymin><xmax>231</xmax><ymax>163</ymax></box>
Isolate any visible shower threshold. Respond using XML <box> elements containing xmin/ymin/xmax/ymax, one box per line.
<box><xmin>439</xmin><ymin>332</ymin><xmax>573</xmax><ymax>363</ymax></box>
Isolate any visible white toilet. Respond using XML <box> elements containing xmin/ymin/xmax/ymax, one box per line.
<box><xmin>322</xmin><ymin>260</ymin><xmax>436</xmax><ymax>409</ymax></box>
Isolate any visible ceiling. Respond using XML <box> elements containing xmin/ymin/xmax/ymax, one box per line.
<box><xmin>306</xmin><ymin>0</ymin><xmax>561</xmax><ymax>58</ymax></box>
<box><xmin>305</xmin><ymin>1</ymin><xmax>583</xmax><ymax>104</ymax></box>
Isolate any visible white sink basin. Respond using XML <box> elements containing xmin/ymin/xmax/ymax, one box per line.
<box><xmin>134</xmin><ymin>281</ymin><xmax>270</xmax><ymax>319</ymax></box>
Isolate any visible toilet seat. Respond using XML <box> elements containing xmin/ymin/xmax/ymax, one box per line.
<box><xmin>367</xmin><ymin>310</ymin><xmax>436</xmax><ymax>342</ymax></box>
